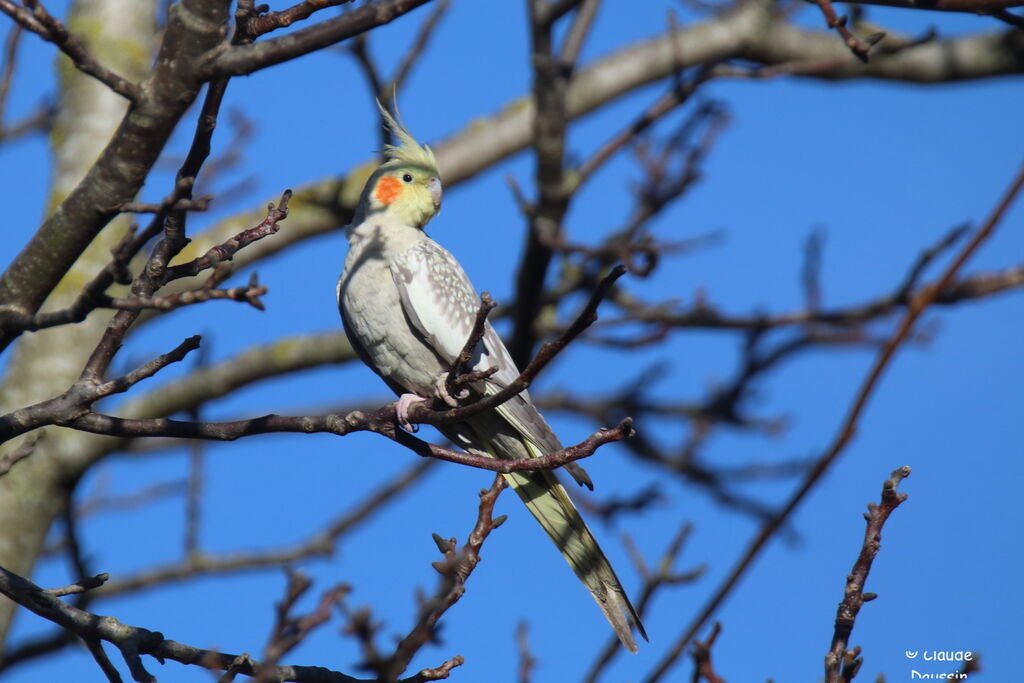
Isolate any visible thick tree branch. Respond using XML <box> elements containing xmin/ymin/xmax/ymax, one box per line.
<box><xmin>511</xmin><ymin>0</ymin><xmax>592</xmax><ymax>366</ymax></box>
<box><xmin>0</xmin><ymin>0</ymin><xmax>232</xmax><ymax>352</ymax></box>
<box><xmin>207</xmin><ymin>0</ymin><xmax>435</xmax><ymax>77</ymax></box>
<box><xmin>48</xmin><ymin>265</ymin><xmax>630</xmax><ymax>477</ymax></box>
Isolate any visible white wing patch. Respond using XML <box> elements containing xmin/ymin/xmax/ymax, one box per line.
<box><xmin>390</xmin><ymin>239</ymin><xmax>568</xmax><ymax>455</ymax></box>
<box><xmin>391</xmin><ymin>240</ymin><xmax>486</xmax><ymax>365</ymax></box>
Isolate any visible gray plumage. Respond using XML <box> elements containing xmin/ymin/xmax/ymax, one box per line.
<box><xmin>339</xmin><ymin>216</ymin><xmax>644</xmax><ymax>652</ymax></box>
<box><xmin>337</xmin><ymin>113</ymin><xmax>644</xmax><ymax>650</ymax></box>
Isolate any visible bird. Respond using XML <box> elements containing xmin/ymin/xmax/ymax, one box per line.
<box><xmin>337</xmin><ymin>104</ymin><xmax>646</xmax><ymax>652</ymax></box>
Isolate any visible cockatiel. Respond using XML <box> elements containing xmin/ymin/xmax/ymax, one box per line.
<box><xmin>337</xmin><ymin>106</ymin><xmax>646</xmax><ymax>652</ymax></box>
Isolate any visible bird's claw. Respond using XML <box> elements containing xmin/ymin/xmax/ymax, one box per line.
<box><xmin>396</xmin><ymin>393</ymin><xmax>428</xmax><ymax>432</ymax></box>
<box><xmin>435</xmin><ymin>372</ymin><xmax>469</xmax><ymax>408</ymax></box>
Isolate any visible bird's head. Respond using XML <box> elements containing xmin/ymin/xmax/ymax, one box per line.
<box><xmin>356</xmin><ymin>105</ymin><xmax>442</xmax><ymax>229</ymax></box>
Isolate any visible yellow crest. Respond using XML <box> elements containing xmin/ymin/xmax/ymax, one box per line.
<box><xmin>377</xmin><ymin>101</ymin><xmax>439</xmax><ymax>174</ymax></box>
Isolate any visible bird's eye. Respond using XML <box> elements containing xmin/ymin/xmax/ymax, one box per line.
<box><xmin>402</xmin><ymin>173</ymin><xmax>413</xmax><ymax>183</ymax></box>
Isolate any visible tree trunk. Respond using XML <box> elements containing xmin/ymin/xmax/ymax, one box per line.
<box><xmin>0</xmin><ymin>0</ymin><xmax>157</xmax><ymax>648</ymax></box>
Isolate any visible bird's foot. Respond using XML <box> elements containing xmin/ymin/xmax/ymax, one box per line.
<box><xmin>435</xmin><ymin>372</ymin><xmax>469</xmax><ymax>408</ymax></box>
<box><xmin>396</xmin><ymin>393</ymin><xmax>428</xmax><ymax>432</ymax></box>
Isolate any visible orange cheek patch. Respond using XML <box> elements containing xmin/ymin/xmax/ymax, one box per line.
<box><xmin>374</xmin><ymin>176</ymin><xmax>402</xmax><ymax>205</ymax></box>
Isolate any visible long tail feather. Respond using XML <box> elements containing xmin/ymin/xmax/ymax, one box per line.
<box><xmin>439</xmin><ymin>412</ymin><xmax>646</xmax><ymax>652</ymax></box>
<box><xmin>504</xmin><ymin>464</ymin><xmax>646</xmax><ymax>652</ymax></box>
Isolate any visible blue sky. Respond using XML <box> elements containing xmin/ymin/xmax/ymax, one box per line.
<box><xmin>2</xmin><ymin>1</ymin><xmax>1022</xmax><ymax>681</ymax></box>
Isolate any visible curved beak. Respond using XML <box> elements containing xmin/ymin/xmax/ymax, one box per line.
<box><xmin>427</xmin><ymin>176</ymin><xmax>443</xmax><ymax>210</ymax></box>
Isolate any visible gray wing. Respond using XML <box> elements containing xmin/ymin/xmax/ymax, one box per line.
<box><xmin>390</xmin><ymin>239</ymin><xmax>592</xmax><ymax>489</ymax></box>
<box><xmin>339</xmin><ymin>301</ymin><xmax>409</xmax><ymax>397</ymax></box>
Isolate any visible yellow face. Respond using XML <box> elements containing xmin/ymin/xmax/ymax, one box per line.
<box><xmin>368</xmin><ymin>165</ymin><xmax>443</xmax><ymax>229</ymax></box>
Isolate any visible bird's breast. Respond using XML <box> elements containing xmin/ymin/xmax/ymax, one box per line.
<box><xmin>339</xmin><ymin>243</ymin><xmax>445</xmax><ymax>396</ymax></box>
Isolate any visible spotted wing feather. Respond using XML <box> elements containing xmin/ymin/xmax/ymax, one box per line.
<box><xmin>389</xmin><ymin>240</ymin><xmax>590</xmax><ymax>487</ymax></box>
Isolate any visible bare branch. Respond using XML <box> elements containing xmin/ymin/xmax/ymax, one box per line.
<box><xmin>0</xmin><ymin>0</ymin><xmax>141</xmax><ymax>100</ymax></box>
<box><xmin>600</xmin><ymin>263</ymin><xmax>1024</xmax><ymax>333</ymax></box>
<box><xmin>844</xmin><ymin>0</ymin><xmax>1023</xmax><ymax>10</ymax></box>
<box><xmin>208</xmin><ymin>0</ymin><xmax>436</xmax><ymax>77</ymax></box>
<box><xmin>0</xmin><ymin>23</ymin><xmax>22</xmax><ymax>127</ymax></box>
<box><xmin>583</xmin><ymin>523</ymin><xmax>705</xmax><ymax>683</ymax></box>
<box><xmin>640</xmin><ymin>156</ymin><xmax>1024</xmax><ymax>683</ymax></box>
<box><xmin>991</xmin><ymin>7</ymin><xmax>1024</xmax><ymax>27</ymax></box>
<box><xmin>559</xmin><ymin>0</ymin><xmax>600</xmax><ymax>65</ymax></box>
<box><xmin>811</xmin><ymin>0</ymin><xmax>885</xmax><ymax>62</ymax></box>
<box><xmin>0</xmin><ymin>0</ymin><xmax>232</xmax><ymax>353</ymax></box>
<box><xmin>255</xmin><ymin>571</ymin><xmax>347</xmax><ymax>683</ymax></box>
<box><xmin>516</xmin><ymin>622</ymin><xmax>536</xmax><ymax>683</ymax></box>
<box><xmin>576</xmin><ymin>71</ymin><xmax>715</xmax><ymax>186</ymax></box>
<box><xmin>43</xmin><ymin>572</ymin><xmax>110</xmax><ymax>598</ymax></box>
<box><xmin>444</xmin><ymin>292</ymin><xmax>497</xmax><ymax>400</ymax></box>
<box><xmin>0</xmin><ymin>336</ymin><xmax>201</xmax><ymax>444</ymax></box>
<box><xmin>94</xmin><ymin>460</ymin><xmax>434</xmax><ymax>600</ymax></box>
<box><xmin>825</xmin><ymin>466</ymin><xmax>911</xmax><ymax>683</ymax></box>
<box><xmin>84</xmin><ymin>638</ymin><xmax>124</xmax><ymax>683</ymax></box>
<box><xmin>65</xmin><ymin>410</ymin><xmax>634</xmax><ymax>476</ymax></box>
<box><xmin>410</xmin><ymin>265</ymin><xmax>627</xmax><ymax>428</ymax></box>
<box><xmin>115</xmin><ymin>271</ymin><xmax>268</xmax><ymax>313</ymax></box>
<box><xmin>691</xmin><ymin>623</ymin><xmax>725</xmax><ymax>683</ymax></box>
<box><xmin>390</xmin><ymin>0</ymin><xmax>451</xmax><ymax>92</ymax></box>
<box><xmin>0</xmin><ymin>564</ymin><xmax>443</xmax><ymax>682</ymax></box>
<box><xmin>238</xmin><ymin>0</ymin><xmax>356</xmax><ymax>41</ymax></box>
<box><xmin>163</xmin><ymin>192</ymin><xmax>291</xmax><ymax>282</ymax></box>
<box><xmin>378</xmin><ymin>474</ymin><xmax>506</xmax><ymax>680</ymax></box>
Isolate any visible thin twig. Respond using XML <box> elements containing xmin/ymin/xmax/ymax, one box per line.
<box><xmin>690</xmin><ymin>622</ymin><xmax>725</xmax><ymax>683</ymax></box>
<box><xmin>84</xmin><ymin>638</ymin><xmax>124</xmax><ymax>683</ymax></box>
<box><xmin>378</xmin><ymin>474</ymin><xmax>506</xmax><ymax>680</ymax></box>
<box><xmin>0</xmin><ymin>0</ymin><xmax>141</xmax><ymax>100</ymax></box>
<box><xmin>163</xmin><ymin>191</ymin><xmax>291</xmax><ymax>283</ymax></box>
<box><xmin>582</xmin><ymin>523</ymin><xmax>705</xmax><ymax>683</ymax></box>
<box><xmin>811</xmin><ymin>0</ymin><xmax>885</xmax><ymax>62</ymax></box>
<box><xmin>44</xmin><ymin>572</ymin><xmax>110</xmax><ymax>597</ymax></box>
<box><xmin>516</xmin><ymin>621</ymin><xmax>537</xmax><ymax>683</ymax></box>
<box><xmin>825</xmin><ymin>466</ymin><xmax>911</xmax><ymax>683</ymax></box>
<box><xmin>417</xmin><ymin>265</ymin><xmax>627</xmax><ymax>425</ymax></box>
<box><xmin>92</xmin><ymin>460</ymin><xmax>434</xmax><ymax>600</ymax></box>
<box><xmin>238</xmin><ymin>0</ymin><xmax>356</xmax><ymax>41</ymax></box>
<box><xmin>390</xmin><ymin>0</ymin><xmax>451</xmax><ymax>91</ymax></box>
<box><xmin>444</xmin><ymin>292</ymin><xmax>497</xmax><ymax>400</ymax></box>
<box><xmin>0</xmin><ymin>23</ymin><xmax>22</xmax><ymax>127</ymax></box>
